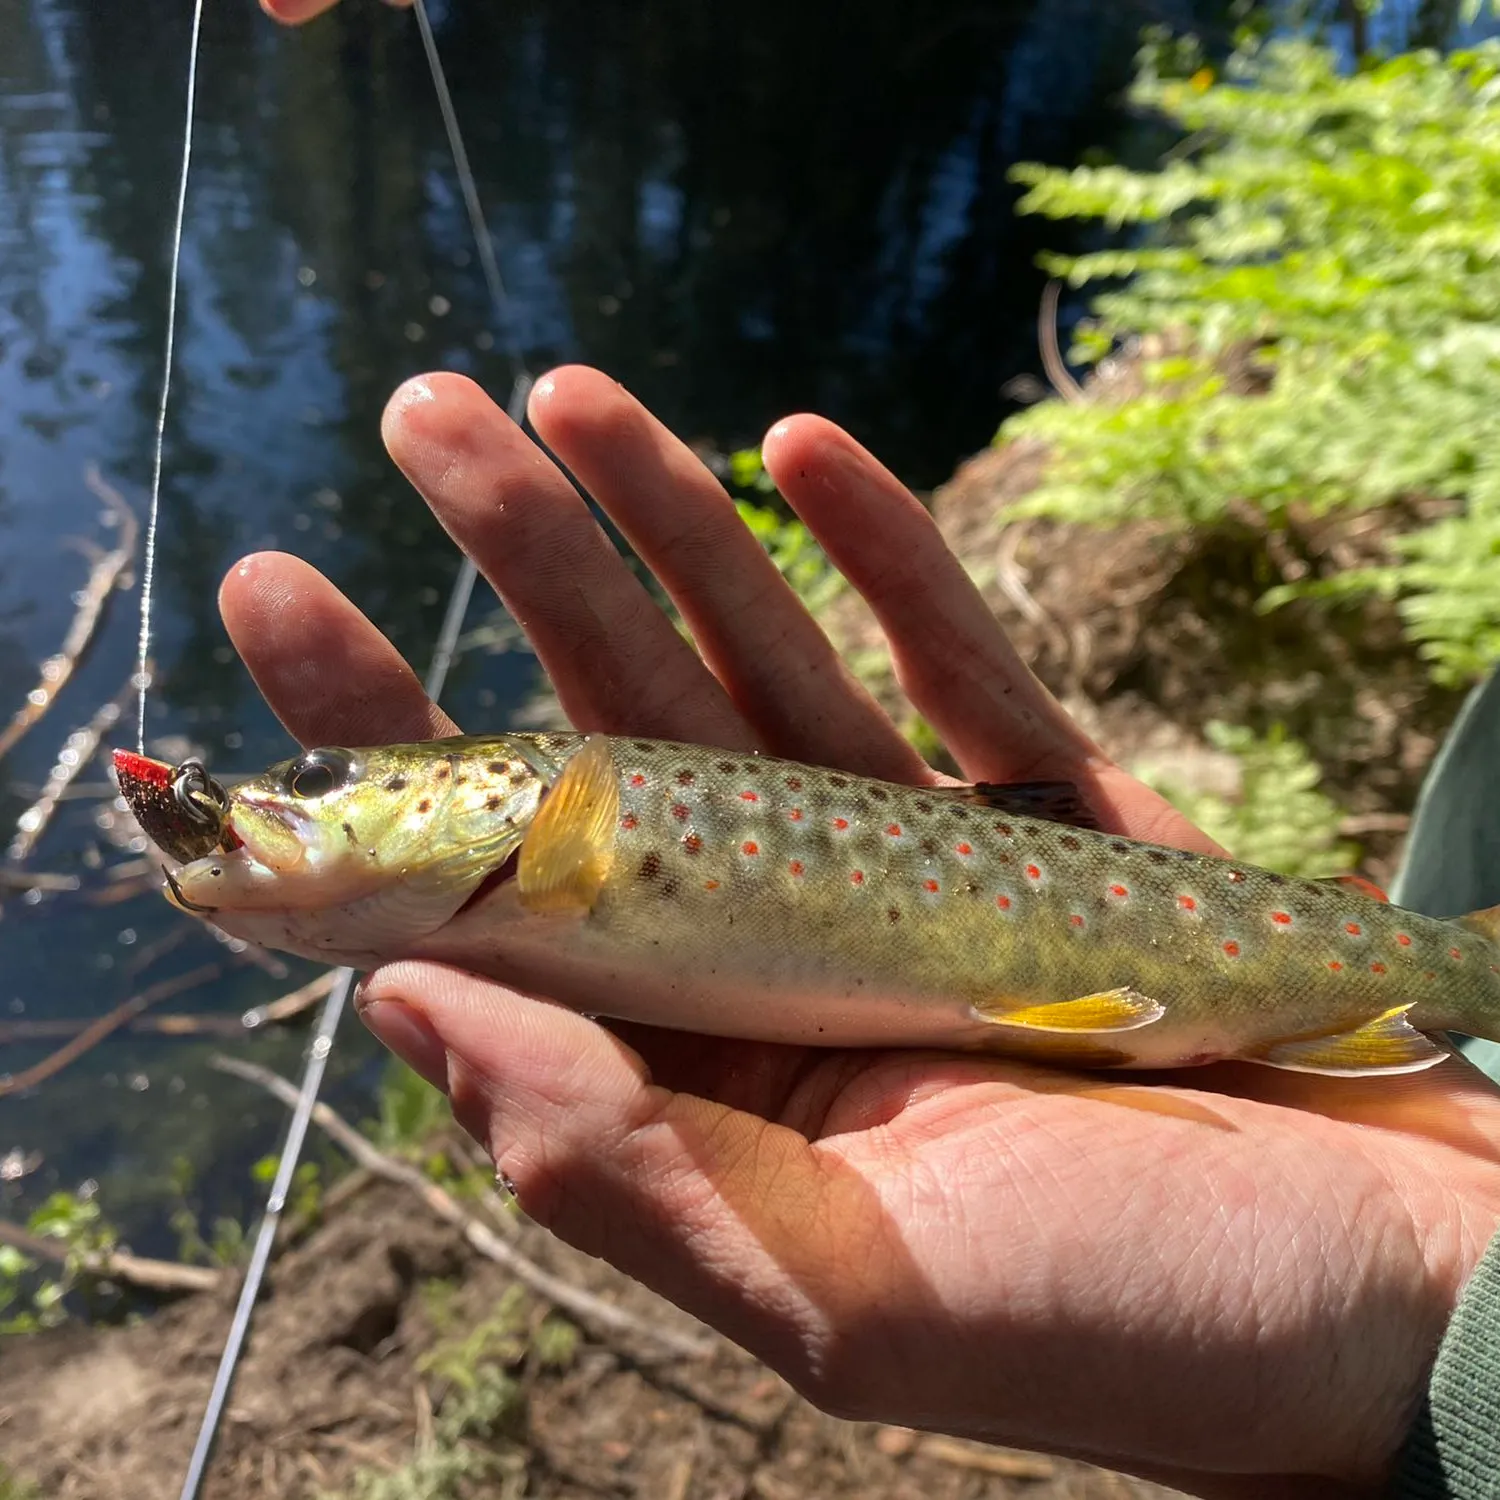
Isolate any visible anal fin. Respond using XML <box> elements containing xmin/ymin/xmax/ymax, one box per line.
<box><xmin>1247</xmin><ymin>1004</ymin><xmax>1450</xmax><ymax>1077</ymax></box>
<box><xmin>976</xmin><ymin>986</ymin><xmax>1165</xmax><ymax>1034</ymax></box>
<box><xmin>517</xmin><ymin>736</ymin><xmax>620</xmax><ymax>915</ymax></box>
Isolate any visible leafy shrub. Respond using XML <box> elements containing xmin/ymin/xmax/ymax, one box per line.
<box><xmin>1003</xmin><ymin>35</ymin><xmax>1500</xmax><ymax>684</ymax></box>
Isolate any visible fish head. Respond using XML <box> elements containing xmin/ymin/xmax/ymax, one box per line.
<box><xmin>115</xmin><ymin>738</ymin><xmax>559</xmax><ymax>965</ymax></box>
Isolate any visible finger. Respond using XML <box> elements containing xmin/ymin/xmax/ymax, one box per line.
<box><xmin>528</xmin><ymin>368</ymin><xmax>931</xmax><ymax>782</ymax></box>
<box><xmin>259</xmin><ymin>0</ymin><xmax>340</xmax><ymax>22</ymax></box>
<box><xmin>763</xmin><ymin>417</ymin><xmax>1222</xmax><ymax>851</ymax></box>
<box><xmin>380</xmin><ymin>374</ymin><xmax>749</xmax><ymax>747</ymax></box>
<box><xmin>356</xmin><ymin>962</ymin><xmax>895</xmax><ymax>1383</ymax></box>
<box><xmin>219</xmin><ymin>552</ymin><xmax>457</xmax><ymax>747</ymax></box>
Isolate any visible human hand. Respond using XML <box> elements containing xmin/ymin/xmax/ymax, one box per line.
<box><xmin>259</xmin><ymin>0</ymin><xmax>409</xmax><ymax>25</ymax></box>
<box><xmin>219</xmin><ymin>366</ymin><xmax>1500</xmax><ymax>1498</ymax></box>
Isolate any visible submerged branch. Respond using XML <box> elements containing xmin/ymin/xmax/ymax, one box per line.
<box><xmin>0</xmin><ymin>465</ymin><xmax>139</xmax><ymax>765</ymax></box>
<box><xmin>0</xmin><ymin>963</ymin><xmax>222</xmax><ymax>1097</ymax></box>
<box><xmin>210</xmin><ymin>1053</ymin><xmax>715</xmax><ymax>1362</ymax></box>
<box><xmin>6</xmin><ymin>667</ymin><xmax>143</xmax><ymax>865</ymax></box>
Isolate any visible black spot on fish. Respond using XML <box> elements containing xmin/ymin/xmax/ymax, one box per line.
<box><xmin>1021</xmin><ymin>823</ymin><xmax>1039</xmax><ymax>837</ymax></box>
<box><xmin>342</xmin><ymin>821</ymin><xmax>358</xmax><ymax>846</ymax></box>
<box><xmin>887</xmin><ymin>907</ymin><xmax>901</xmax><ymax>924</ymax></box>
<box><xmin>677</xmin><ymin>769</ymin><xmax>695</xmax><ymax>786</ymax></box>
<box><xmin>682</xmin><ymin>832</ymin><xmax>702</xmax><ymax>854</ymax></box>
<box><xmin>661</xmin><ymin>878</ymin><xmax>680</xmax><ymax>899</ymax></box>
<box><xmin>486</xmin><ymin>795</ymin><xmax>502</xmax><ymax>811</ymax></box>
<box><xmin>1060</xmin><ymin>834</ymin><xmax>1081</xmax><ymax>852</ymax></box>
<box><xmin>487</xmin><ymin>761</ymin><xmax>506</xmax><ymax>775</ymax></box>
<box><xmin>717</xmin><ymin>760</ymin><xmax>736</xmax><ymax>774</ymax></box>
<box><xmin>995</xmin><ymin>822</ymin><xmax>1013</xmax><ymax>837</ymax></box>
<box><xmin>921</xmin><ymin>837</ymin><xmax>938</xmax><ymax>856</ymax></box>
<box><xmin>1148</xmin><ymin>850</ymin><xmax>1170</xmax><ymax>864</ymax></box>
<box><xmin>964</xmin><ymin>880</ymin><xmax>979</xmax><ymax>895</ymax></box>
<box><xmin>1110</xmin><ymin>840</ymin><xmax>1131</xmax><ymax>855</ymax></box>
<box><xmin>951</xmin><ymin>806</ymin><xmax>969</xmax><ymax>820</ymax></box>
<box><xmin>915</xmin><ymin>799</ymin><xmax>934</xmax><ymax>815</ymax></box>
<box><xmin>1228</xmin><ymin>870</ymin><xmax>1246</xmax><ymax>884</ymax></box>
<box><xmin>1267</xmin><ymin>872</ymin><xmax>1287</xmax><ymax>886</ymax></box>
<box><xmin>830</xmin><ymin>775</ymin><xmax>849</xmax><ymax>789</ymax></box>
<box><xmin>384</xmin><ymin>775</ymin><xmax>408</xmax><ymax>792</ymax></box>
<box><xmin>633</xmin><ymin>741</ymin><xmax>657</xmax><ymax>754</ymax></box>
<box><xmin>417</xmin><ymin>799</ymin><xmax>432</xmax><ymax>814</ymax></box>
<box><xmin>435</xmin><ymin>764</ymin><xmax>450</xmax><ymax>780</ymax></box>
<box><xmin>785</xmin><ymin>775</ymin><xmax>803</xmax><ymax>791</ymax></box>
<box><xmin>638</xmin><ymin>852</ymin><xmax>662</xmax><ymax>881</ymax></box>
<box><xmin>868</xmin><ymin>786</ymin><xmax>887</xmax><ymax>801</ymax></box>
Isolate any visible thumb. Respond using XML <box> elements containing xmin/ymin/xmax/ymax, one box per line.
<box><xmin>354</xmin><ymin>961</ymin><xmax>883</xmax><ymax>1379</ymax></box>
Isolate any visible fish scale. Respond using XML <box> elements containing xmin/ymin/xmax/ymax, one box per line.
<box><xmin>114</xmin><ymin>734</ymin><xmax>1500</xmax><ymax>1076</ymax></box>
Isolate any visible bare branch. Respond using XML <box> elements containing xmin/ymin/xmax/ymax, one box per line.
<box><xmin>210</xmin><ymin>1053</ymin><xmax>715</xmax><ymax>1362</ymax></box>
<box><xmin>0</xmin><ymin>1217</ymin><xmax>221</xmax><ymax>1295</ymax></box>
<box><xmin>0</xmin><ymin>466</ymin><xmax>139</xmax><ymax>764</ymax></box>
<box><xmin>1039</xmin><ymin>280</ymin><xmax>1086</xmax><ymax>406</ymax></box>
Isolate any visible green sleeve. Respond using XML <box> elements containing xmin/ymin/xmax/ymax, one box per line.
<box><xmin>1388</xmin><ymin>1222</ymin><xmax>1500</xmax><ymax>1497</ymax></box>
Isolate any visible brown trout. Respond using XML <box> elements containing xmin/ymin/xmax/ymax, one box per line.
<box><xmin>112</xmin><ymin>734</ymin><xmax>1500</xmax><ymax>1076</ymax></box>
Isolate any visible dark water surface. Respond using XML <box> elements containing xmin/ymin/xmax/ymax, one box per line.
<box><xmin>0</xmin><ymin>0</ymin><xmax>1249</xmax><ymax>1257</ymax></box>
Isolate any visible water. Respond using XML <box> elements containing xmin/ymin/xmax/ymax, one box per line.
<box><xmin>0</xmin><ymin>0</ymin><xmax>1246</xmax><ymax>1258</ymax></box>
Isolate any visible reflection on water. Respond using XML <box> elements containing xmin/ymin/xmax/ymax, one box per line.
<box><xmin>0</xmin><ymin>0</ymin><xmax>1261</xmax><ymax>1252</ymax></box>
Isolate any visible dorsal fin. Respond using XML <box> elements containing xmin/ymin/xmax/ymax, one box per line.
<box><xmin>1455</xmin><ymin>902</ymin><xmax>1500</xmax><ymax>942</ymax></box>
<box><xmin>1319</xmin><ymin>872</ymin><xmax>1390</xmax><ymax>904</ymax></box>
<box><xmin>940</xmin><ymin>780</ymin><xmax>1098</xmax><ymax>830</ymax></box>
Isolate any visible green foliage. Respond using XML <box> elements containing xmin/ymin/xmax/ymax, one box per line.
<box><xmin>728</xmin><ymin>448</ymin><xmax>845</xmax><ymax>617</ymax></box>
<box><xmin>1003</xmin><ymin>36</ymin><xmax>1500</xmax><ymax>684</ymax></box>
<box><xmin>250</xmin><ymin>1154</ymin><xmax>322</xmax><ymax>1223</ymax></box>
<box><xmin>369</xmin><ymin>1056</ymin><xmax>451</xmax><ymax>1158</ymax></box>
<box><xmin>0</xmin><ymin>1465</ymin><xmax>43</xmax><ymax>1500</ymax></box>
<box><xmin>1140</xmin><ymin>722</ymin><xmax>1357</xmax><ymax>876</ymax></box>
<box><xmin>0</xmin><ymin>1189</ymin><xmax>118</xmax><ymax>1334</ymax></box>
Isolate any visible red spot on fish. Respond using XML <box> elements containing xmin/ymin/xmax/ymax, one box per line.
<box><xmin>1345</xmin><ymin>922</ymin><xmax>1362</xmax><ymax>936</ymax></box>
<box><xmin>1222</xmin><ymin>940</ymin><xmax>1240</xmax><ymax>957</ymax></box>
<box><xmin>682</xmin><ymin>832</ymin><xmax>702</xmax><ymax>854</ymax></box>
<box><xmin>996</xmin><ymin>894</ymin><xmax>1012</xmax><ymax>910</ymax></box>
<box><xmin>671</xmin><ymin>803</ymin><xmax>690</xmax><ymax>821</ymax></box>
<box><xmin>955</xmin><ymin>842</ymin><xmax>973</xmax><ymax>856</ymax></box>
<box><xmin>1069</xmin><ymin>913</ymin><xmax>1085</xmax><ymax>927</ymax></box>
<box><xmin>850</xmin><ymin>870</ymin><xmax>865</xmax><ymax>885</ymax></box>
<box><xmin>742</xmin><ymin>841</ymin><xmax>759</xmax><ymax>857</ymax></box>
<box><xmin>1109</xmin><ymin>884</ymin><xmax>1128</xmax><ymax>899</ymax></box>
<box><xmin>705</xmin><ymin>879</ymin><xmax>720</xmax><ymax>891</ymax></box>
<box><xmin>1426</xmin><ymin>970</ymin><xmax>1437</xmax><ymax>980</ymax></box>
<box><xmin>1397</xmin><ymin>932</ymin><xmax>1412</xmax><ymax>946</ymax></box>
<box><xmin>620</xmin><ymin>814</ymin><xmax>638</xmax><ymax>831</ymax></box>
<box><xmin>739</xmin><ymin>791</ymin><xmax>759</xmax><ymax>803</ymax></box>
<box><xmin>788</xmin><ymin>859</ymin><xmax>805</xmax><ymax>876</ymax></box>
<box><xmin>923</xmin><ymin>879</ymin><xmax>939</xmax><ymax>893</ymax></box>
<box><xmin>1370</xmin><ymin>962</ymin><xmax>1387</xmax><ymax>975</ymax></box>
<box><xmin>1177</xmin><ymin>894</ymin><xmax>1197</xmax><ymax>911</ymax></box>
<box><xmin>832</xmin><ymin>816</ymin><xmax>850</xmax><ymax>831</ymax></box>
<box><xmin>1271</xmin><ymin>911</ymin><xmax>1292</xmax><ymax>925</ymax></box>
<box><xmin>1451</xmin><ymin>947</ymin><xmax>1463</xmax><ymax>961</ymax></box>
<box><xmin>629</xmin><ymin>773</ymin><xmax>646</xmax><ymax>787</ymax></box>
<box><xmin>1228</xmin><ymin>870</ymin><xmax>1246</xmax><ymax>884</ymax></box>
<box><xmin>886</xmin><ymin>823</ymin><xmax>903</xmax><ymax>838</ymax></box>
<box><xmin>788</xmin><ymin>808</ymin><xmax>804</xmax><ymax>822</ymax></box>
<box><xmin>1025</xmin><ymin>864</ymin><xmax>1042</xmax><ymax>881</ymax></box>
<box><xmin>1328</xmin><ymin>960</ymin><xmax>1344</xmax><ymax>972</ymax></box>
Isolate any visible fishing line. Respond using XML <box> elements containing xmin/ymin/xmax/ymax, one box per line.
<box><xmin>177</xmin><ymin>5</ymin><xmax>532</xmax><ymax>1497</ymax></box>
<box><xmin>135</xmin><ymin>0</ymin><xmax>206</xmax><ymax>753</ymax></box>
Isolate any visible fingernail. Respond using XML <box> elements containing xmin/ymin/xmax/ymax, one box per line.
<box><xmin>358</xmin><ymin>998</ymin><xmax>450</xmax><ymax>1093</ymax></box>
<box><xmin>393</xmin><ymin>376</ymin><xmax>435</xmax><ymax>409</ymax></box>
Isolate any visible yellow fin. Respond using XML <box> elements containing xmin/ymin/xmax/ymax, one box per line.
<box><xmin>1247</xmin><ymin>1004</ymin><xmax>1451</xmax><ymax>1077</ymax></box>
<box><xmin>977</xmin><ymin>986</ymin><xmax>1165</xmax><ymax>1034</ymax></box>
<box><xmin>517</xmin><ymin>736</ymin><xmax>619</xmax><ymax>915</ymax></box>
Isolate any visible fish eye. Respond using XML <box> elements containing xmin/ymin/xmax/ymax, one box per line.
<box><xmin>284</xmin><ymin>748</ymin><xmax>355</xmax><ymax>800</ymax></box>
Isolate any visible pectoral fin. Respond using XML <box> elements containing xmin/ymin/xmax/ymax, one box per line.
<box><xmin>1246</xmin><ymin>1004</ymin><xmax>1451</xmax><ymax>1076</ymax></box>
<box><xmin>976</xmin><ymin>986</ymin><xmax>1165</xmax><ymax>1034</ymax></box>
<box><xmin>517</xmin><ymin>736</ymin><xmax>620</xmax><ymax>915</ymax></box>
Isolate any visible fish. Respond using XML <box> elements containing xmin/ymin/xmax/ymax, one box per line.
<box><xmin>111</xmin><ymin>733</ymin><xmax>1500</xmax><ymax>1076</ymax></box>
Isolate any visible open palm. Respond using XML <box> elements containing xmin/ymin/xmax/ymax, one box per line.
<box><xmin>220</xmin><ymin>367</ymin><xmax>1500</xmax><ymax>1498</ymax></box>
